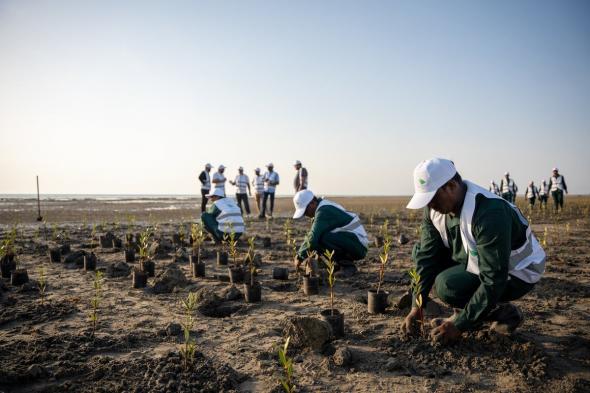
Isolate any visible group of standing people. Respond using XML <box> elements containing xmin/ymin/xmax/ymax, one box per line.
<box><xmin>488</xmin><ymin>168</ymin><xmax>568</xmax><ymax>212</ymax></box>
<box><xmin>197</xmin><ymin>161</ymin><xmax>308</xmax><ymax>242</ymax></box>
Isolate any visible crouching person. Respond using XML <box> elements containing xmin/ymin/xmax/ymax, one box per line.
<box><xmin>400</xmin><ymin>158</ymin><xmax>545</xmax><ymax>344</ymax></box>
<box><xmin>200</xmin><ymin>188</ymin><xmax>245</xmax><ymax>243</ymax></box>
<box><xmin>292</xmin><ymin>190</ymin><xmax>368</xmax><ymax>277</ymax></box>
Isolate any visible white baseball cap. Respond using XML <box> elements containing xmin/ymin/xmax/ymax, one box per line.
<box><xmin>293</xmin><ymin>190</ymin><xmax>314</xmax><ymax>219</ymax></box>
<box><xmin>206</xmin><ymin>188</ymin><xmax>225</xmax><ymax>198</ymax></box>
<box><xmin>505</xmin><ymin>172</ymin><xmax>510</xmax><ymax>176</ymax></box>
<box><xmin>218</xmin><ymin>164</ymin><xmax>226</xmax><ymax>170</ymax></box>
<box><xmin>406</xmin><ymin>158</ymin><xmax>457</xmax><ymax>209</ymax></box>
<box><xmin>205</xmin><ymin>163</ymin><xmax>212</xmax><ymax>169</ymax></box>
<box><xmin>266</xmin><ymin>162</ymin><xmax>274</xmax><ymax>167</ymax></box>
<box><xmin>552</xmin><ymin>167</ymin><xmax>558</xmax><ymax>171</ymax></box>
<box><xmin>294</xmin><ymin>160</ymin><xmax>301</xmax><ymax>165</ymax></box>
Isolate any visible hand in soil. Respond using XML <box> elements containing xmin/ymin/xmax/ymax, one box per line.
<box><xmin>430</xmin><ymin>320</ymin><xmax>462</xmax><ymax>345</ymax></box>
<box><xmin>400</xmin><ymin>307</ymin><xmax>420</xmax><ymax>336</ymax></box>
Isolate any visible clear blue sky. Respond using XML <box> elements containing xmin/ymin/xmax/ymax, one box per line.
<box><xmin>1</xmin><ymin>0</ymin><xmax>588</xmax><ymax>195</ymax></box>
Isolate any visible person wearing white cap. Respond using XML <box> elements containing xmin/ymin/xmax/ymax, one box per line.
<box><xmin>198</xmin><ymin>163</ymin><xmax>213</xmax><ymax>213</ymax></box>
<box><xmin>488</xmin><ymin>181</ymin><xmax>500</xmax><ymax>197</ymax></box>
<box><xmin>229</xmin><ymin>166</ymin><xmax>251</xmax><ymax>215</ymax></box>
<box><xmin>293</xmin><ymin>160</ymin><xmax>308</xmax><ymax>192</ymax></box>
<box><xmin>538</xmin><ymin>179</ymin><xmax>549</xmax><ymax>210</ymax></box>
<box><xmin>252</xmin><ymin>168</ymin><xmax>265</xmax><ymax>215</ymax></box>
<box><xmin>200</xmin><ymin>188</ymin><xmax>245</xmax><ymax>243</ymax></box>
<box><xmin>292</xmin><ymin>190</ymin><xmax>368</xmax><ymax>277</ymax></box>
<box><xmin>212</xmin><ymin>165</ymin><xmax>227</xmax><ymax>197</ymax></box>
<box><xmin>499</xmin><ymin>172</ymin><xmax>518</xmax><ymax>203</ymax></box>
<box><xmin>548</xmin><ymin>168</ymin><xmax>568</xmax><ymax>212</ymax></box>
<box><xmin>524</xmin><ymin>181</ymin><xmax>538</xmax><ymax>210</ymax></box>
<box><xmin>259</xmin><ymin>163</ymin><xmax>280</xmax><ymax>218</ymax></box>
<box><xmin>401</xmin><ymin>158</ymin><xmax>545</xmax><ymax>344</ymax></box>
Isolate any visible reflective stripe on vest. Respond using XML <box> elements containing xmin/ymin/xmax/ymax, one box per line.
<box><xmin>550</xmin><ymin>176</ymin><xmax>564</xmax><ymax>192</ymax></box>
<box><xmin>539</xmin><ymin>183</ymin><xmax>548</xmax><ymax>195</ymax></box>
<box><xmin>526</xmin><ymin>186</ymin><xmax>536</xmax><ymax>199</ymax></box>
<box><xmin>213</xmin><ymin>173</ymin><xmax>226</xmax><ymax>192</ymax></box>
<box><xmin>214</xmin><ymin>198</ymin><xmax>245</xmax><ymax>233</ymax></box>
<box><xmin>253</xmin><ymin>176</ymin><xmax>264</xmax><ymax>193</ymax></box>
<box><xmin>234</xmin><ymin>175</ymin><xmax>249</xmax><ymax>194</ymax></box>
<box><xmin>317</xmin><ymin>199</ymin><xmax>369</xmax><ymax>248</ymax></box>
<box><xmin>502</xmin><ymin>179</ymin><xmax>514</xmax><ymax>194</ymax></box>
<box><xmin>264</xmin><ymin>172</ymin><xmax>279</xmax><ymax>192</ymax></box>
<box><xmin>429</xmin><ymin>180</ymin><xmax>545</xmax><ymax>284</ymax></box>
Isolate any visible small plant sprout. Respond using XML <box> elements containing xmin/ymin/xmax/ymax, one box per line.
<box><xmin>90</xmin><ymin>224</ymin><xmax>97</xmax><ymax>249</ymax></box>
<box><xmin>283</xmin><ymin>219</ymin><xmax>292</xmax><ymax>242</ymax></box>
<box><xmin>138</xmin><ymin>227</ymin><xmax>153</xmax><ymax>262</ymax></box>
<box><xmin>179</xmin><ymin>292</ymin><xmax>198</xmax><ymax>370</ymax></box>
<box><xmin>380</xmin><ymin>219</ymin><xmax>390</xmax><ymax>242</ymax></box>
<box><xmin>0</xmin><ymin>226</ymin><xmax>17</xmax><ymax>259</ymax></box>
<box><xmin>228</xmin><ymin>229</ymin><xmax>240</xmax><ymax>267</ymax></box>
<box><xmin>376</xmin><ymin>238</ymin><xmax>391</xmax><ymax>294</ymax></box>
<box><xmin>178</xmin><ymin>223</ymin><xmax>186</xmax><ymax>246</ymax></box>
<box><xmin>190</xmin><ymin>223</ymin><xmax>205</xmax><ymax>263</ymax></box>
<box><xmin>277</xmin><ymin>336</ymin><xmax>295</xmax><ymax>393</ymax></box>
<box><xmin>408</xmin><ymin>267</ymin><xmax>424</xmax><ymax>336</ymax></box>
<box><xmin>38</xmin><ymin>265</ymin><xmax>47</xmax><ymax>304</ymax></box>
<box><xmin>89</xmin><ymin>270</ymin><xmax>104</xmax><ymax>338</ymax></box>
<box><xmin>542</xmin><ymin>226</ymin><xmax>548</xmax><ymax>247</ymax></box>
<box><xmin>322</xmin><ymin>249</ymin><xmax>336</xmax><ymax>316</ymax></box>
<box><xmin>246</xmin><ymin>236</ymin><xmax>256</xmax><ymax>286</ymax></box>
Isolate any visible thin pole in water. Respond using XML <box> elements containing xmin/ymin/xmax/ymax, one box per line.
<box><xmin>36</xmin><ymin>175</ymin><xmax>43</xmax><ymax>222</ymax></box>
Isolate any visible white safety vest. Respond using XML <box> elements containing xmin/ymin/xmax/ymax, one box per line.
<box><xmin>539</xmin><ymin>183</ymin><xmax>548</xmax><ymax>196</ymax></box>
<box><xmin>429</xmin><ymin>180</ymin><xmax>545</xmax><ymax>284</ymax></box>
<box><xmin>550</xmin><ymin>175</ymin><xmax>564</xmax><ymax>192</ymax></box>
<box><xmin>501</xmin><ymin>178</ymin><xmax>515</xmax><ymax>194</ymax></box>
<box><xmin>489</xmin><ymin>183</ymin><xmax>500</xmax><ymax>196</ymax></box>
<box><xmin>252</xmin><ymin>175</ymin><xmax>264</xmax><ymax>194</ymax></box>
<box><xmin>264</xmin><ymin>171</ymin><xmax>280</xmax><ymax>193</ymax></box>
<box><xmin>525</xmin><ymin>186</ymin><xmax>537</xmax><ymax>199</ymax></box>
<box><xmin>234</xmin><ymin>174</ymin><xmax>249</xmax><ymax>194</ymax></box>
<box><xmin>214</xmin><ymin>198</ymin><xmax>245</xmax><ymax>233</ymax></box>
<box><xmin>212</xmin><ymin>172</ymin><xmax>226</xmax><ymax>193</ymax></box>
<box><xmin>317</xmin><ymin>199</ymin><xmax>369</xmax><ymax>248</ymax></box>
<box><xmin>201</xmin><ymin>171</ymin><xmax>211</xmax><ymax>190</ymax></box>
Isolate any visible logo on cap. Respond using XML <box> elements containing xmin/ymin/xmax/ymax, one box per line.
<box><xmin>419</xmin><ymin>178</ymin><xmax>426</xmax><ymax>185</ymax></box>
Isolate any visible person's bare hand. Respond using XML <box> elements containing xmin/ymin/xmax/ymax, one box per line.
<box><xmin>400</xmin><ymin>308</ymin><xmax>420</xmax><ymax>336</ymax></box>
<box><xmin>293</xmin><ymin>256</ymin><xmax>303</xmax><ymax>271</ymax></box>
<box><xmin>430</xmin><ymin>320</ymin><xmax>462</xmax><ymax>345</ymax></box>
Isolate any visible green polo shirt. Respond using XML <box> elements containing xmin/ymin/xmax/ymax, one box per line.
<box><xmin>414</xmin><ymin>194</ymin><xmax>529</xmax><ymax>331</ymax></box>
<box><xmin>297</xmin><ymin>199</ymin><xmax>366</xmax><ymax>261</ymax></box>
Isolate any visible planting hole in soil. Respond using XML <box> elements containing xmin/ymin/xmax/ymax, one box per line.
<box><xmin>10</xmin><ymin>269</ymin><xmax>29</xmax><ymax>286</ymax></box>
<box><xmin>262</xmin><ymin>237</ymin><xmax>271</xmax><ymax>248</ymax></box>
<box><xmin>320</xmin><ymin>309</ymin><xmax>345</xmax><ymax>338</ymax></box>
<box><xmin>272</xmin><ymin>267</ymin><xmax>289</xmax><ymax>280</ymax></box>
<box><xmin>367</xmin><ymin>289</ymin><xmax>389</xmax><ymax>314</ymax></box>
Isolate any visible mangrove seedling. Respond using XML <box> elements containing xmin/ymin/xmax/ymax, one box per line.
<box><xmin>228</xmin><ymin>229</ymin><xmax>240</xmax><ymax>267</ymax></box>
<box><xmin>179</xmin><ymin>292</ymin><xmax>198</xmax><ymax>370</ymax></box>
<box><xmin>376</xmin><ymin>238</ymin><xmax>391</xmax><ymax>294</ymax></box>
<box><xmin>408</xmin><ymin>267</ymin><xmax>424</xmax><ymax>336</ymax></box>
<box><xmin>246</xmin><ymin>236</ymin><xmax>257</xmax><ymax>286</ymax></box>
<box><xmin>322</xmin><ymin>249</ymin><xmax>336</xmax><ymax>316</ymax></box>
<box><xmin>38</xmin><ymin>265</ymin><xmax>47</xmax><ymax>304</ymax></box>
<box><xmin>89</xmin><ymin>270</ymin><xmax>104</xmax><ymax>338</ymax></box>
<box><xmin>138</xmin><ymin>227</ymin><xmax>153</xmax><ymax>261</ymax></box>
<box><xmin>190</xmin><ymin>223</ymin><xmax>205</xmax><ymax>263</ymax></box>
<box><xmin>277</xmin><ymin>336</ymin><xmax>295</xmax><ymax>393</ymax></box>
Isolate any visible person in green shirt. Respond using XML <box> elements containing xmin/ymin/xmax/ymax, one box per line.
<box><xmin>401</xmin><ymin>158</ymin><xmax>546</xmax><ymax>344</ymax></box>
<box><xmin>292</xmin><ymin>190</ymin><xmax>369</xmax><ymax>277</ymax></box>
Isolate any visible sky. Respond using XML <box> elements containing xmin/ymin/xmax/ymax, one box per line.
<box><xmin>1</xmin><ymin>0</ymin><xmax>589</xmax><ymax>196</ymax></box>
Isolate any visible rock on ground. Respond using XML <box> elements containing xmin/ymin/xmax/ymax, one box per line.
<box><xmin>281</xmin><ymin>316</ymin><xmax>332</xmax><ymax>351</ymax></box>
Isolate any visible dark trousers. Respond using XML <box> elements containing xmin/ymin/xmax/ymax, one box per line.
<box><xmin>236</xmin><ymin>193</ymin><xmax>250</xmax><ymax>215</ymax></box>
<box><xmin>551</xmin><ymin>190</ymin><xmax>564</xmax><ymax>211</ymax></box>
<box><xmin>539</xmin><ymin>195</ymin><xmax>548</xmax><ymax>208</ymax></box>
<box><xmin>502</xmin><ymin>192</ymin><xmax>513</xmax><ymax>203</ymax></box>
<box><xmin>316</xmin><ymin>232</ymin><xmax>367</xmax><ymax>267</ymax></box>
<box><xmin>200</xmin><ymin>189</ymin><xmax>209</xmax><ymax>213</ymax></box>
<box><xmin>527</xmin><ymin>197</ymin><xmax>536</xmax><ymax>207</ymax></box>
<box><xmin>260</xmin><ymin>191</ymin><xmax>275</xmax><ymax>217</ymax></box>
<box><xmin>434</xmin><ymin>264</ymin><xmax>535</xmax><ymax>310</ymax></box>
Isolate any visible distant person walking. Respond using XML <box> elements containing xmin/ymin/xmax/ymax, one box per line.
<box><xmin>293</xmin><ymin>160</ymin><xmax>308</xmax><ymax>192</ymax></box>
<box><xmin>229</xmin><ymin>166</ymin><xmax>251</xmax><ymax>215</ymax></box>
<box><xmin>200</xmin><ymin>188</ymin><xmax>245</xmax><ymax>243</ymax></box>
<box><xmin>489</xmin><ymin>181</ymin><xmax>500</xmax><ymax>196</ymax></box>
<box><xmin>198</xmin><ymin>163</ymin><xmax>213</xmax><ymax>213</ymax></box>
<box><xmin>538</xmin><ymin>180</ymin><xmax>549</xmax><ymax>210</ymax></box>
<box><xmin>260</xmin><ymin>163</ymin><xmax>280</xmax><ymax>218</ymax></box>
<box><xmin>500</xmin><ymin>172</ymin><xmax>518</xmax><ymax>203</ymax></box>
<box><xmin>525</xmin><ymin>181</ymin><xmax>538</xmax><ymax>209</ymax></box>
<box><xmin>252</xmin><ymin>168</ymin><xmax>265</xmax><ymax>215</ymax></box>
<box><xmin>212</xmin><ymin>165</ymin><xmax>227</xmax><ymax>197</ymax></box>
<box><xmin>548</xmin><ymin>168</ymin><xmax>568</xmax><ymax>212</ymax></box>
